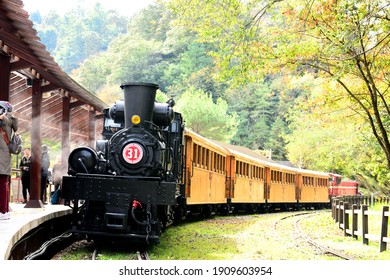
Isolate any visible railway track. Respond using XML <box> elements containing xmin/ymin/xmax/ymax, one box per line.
<box><xmin>20</xmin><ymin>209</ymin><xmax>359</xmax><ymax>260</ymax></box>
<box><xmin>273</xmin><ymin>211</ymin><xmax>354</xmax><ymax>260</ymax></box>
<box><xmin>92</xmin><ymin>246</ymin><xmax>99</xmax><ymax>260</ymax></box>
<box><xmin>137</xmin><ymin>251</ymin><xmax>150</xmax><ymax>260</ymax></box>
<box><xmin>294</xmin><ymin>217</ymin><xmax>353</xmax><ymax>260</ymax></box>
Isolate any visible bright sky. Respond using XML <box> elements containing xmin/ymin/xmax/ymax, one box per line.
<box><xmin>22</xmin><ymin>0</ymin><xmax>156</xmax><ymax>17</ymax></box>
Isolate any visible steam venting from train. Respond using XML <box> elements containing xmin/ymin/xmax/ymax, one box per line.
<box><xmin>67</xmin><ymin>83</ymin><xmax>175</xmax><ymax>177</ymax></box>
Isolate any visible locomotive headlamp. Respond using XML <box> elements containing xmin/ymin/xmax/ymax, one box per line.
<box><xmin>131</xmin><ymin>115</ymin><xmax>141</xmax><ymax>125</ymax></box>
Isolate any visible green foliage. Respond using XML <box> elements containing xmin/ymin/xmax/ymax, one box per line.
<box><xmin>175</xmin><ymin>88</ymin><xmax>237</xmax><ymax>142</ymax></box>
<box><xmin>60</xmin><ymin>3</ymin><xmax>242</xmax><ymax>147</ymax></box>
<box><xmin>126</xmin><ymin>3</ymin><xmax>171</xmax><ymax>42</ymax></box>
<box><xmin>285</xmin><ymin>75</ymin><xmax>390</xmax><ymax>193</ymax></box>
<box><xmin>31</xmin><ymin>3</ymin><xmax>128</xmax><ymax>72</ymax></box>
<box><xmin>33</xmin><ymin>1</ymin><xmax>303</xmax><ymax>162</ymax></box>
<box><xmin>162</xmin><ymin>41</ymin><xmax>215</xmax><ymax>96</ymax></box>
<box><xmin>224</xmin><ymin>80</ymin><xmax>290</xmax><ymax>160</ymax></box>
<box><xmin>167</xmin><ymin>0</ymin><xmax>390</xmax><ymax>192</ymax></box>
<box><xmin>265</xmin><ymin>116</ymin><xmax>287</xmax><ymax>161</ymax></box>
<box><xmin>106</xmin><ymin>35</ymin><xmax>166</xmax><ymax>85</ymax></box>
<box><xmin>29</xmin><ymin>1</ymin><xmax>390</xmax><ymax>193</ymax></box>
<box><xmin>95</xmin><ymin>84</ymin><xmax>122</xmax><ymax>105</ymax></box>
<box><xmin>155</xmin><ymin>90</ymin><xmax>170</xmax><ymax>103</ymax></box>
<box><xmin>72</xmin><ymin>52</ymin><xmax>112</xmax><ymax>93</ymax></box>
<box><xmin>226</xmin><ymin>82</ymin><xmax>273</xmax><ymax>149</ymax></box>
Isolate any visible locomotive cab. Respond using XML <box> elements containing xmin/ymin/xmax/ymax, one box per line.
<box><xmin>101</xmin><ymin>108</ymin><xmax>122</xmax><ymax>140</ymax></box>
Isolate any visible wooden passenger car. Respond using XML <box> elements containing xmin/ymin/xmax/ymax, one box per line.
<box><xmin>297</xmin><ymin>169</ymin><xmax>330</xmax><ymax>206</ymax></box>
<box><xmin>182</xmin><ymin>129</ymin><xmax>331</xmax><ymax>213</ymax></box>
<box><xmin>265</xmin><ymin>162</ymin><xmax>298</xmax><ymax>206</ymax></box>
<box><xmin>183</xmin><ymin>129</ymin><xmax>229</xmax><ymax>206</ymax></box>
<box><xmin>212</xmin><ymin>142</ymin><xmax>267</xmax><ymax>205</ymax></box>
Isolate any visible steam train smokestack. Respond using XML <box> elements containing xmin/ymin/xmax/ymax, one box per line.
<box><xmin>120</xmin><ymin>82</ymin><xmax>159</xmax><ymax>128</ymax></box>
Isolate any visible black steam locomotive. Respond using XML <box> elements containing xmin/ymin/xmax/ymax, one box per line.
<box><xmin>62</xmin><ymin>83</ymin><xmax>184</xmax><ymax>243</ymax></box>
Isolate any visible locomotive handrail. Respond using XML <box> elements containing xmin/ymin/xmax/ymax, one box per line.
<box><xmin>72</xmin><ymin>173</ymin><xmax>164</xmax><ymax>181</ymax></box>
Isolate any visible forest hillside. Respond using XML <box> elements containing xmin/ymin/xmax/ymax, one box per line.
<box><xmin>29</xmin><ymin>1</ymin><xmax>390</xmax><ymax>195</ymax></box>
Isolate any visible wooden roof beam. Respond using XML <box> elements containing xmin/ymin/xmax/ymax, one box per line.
<box><xmin>70</xmin><ymin>100</ymin><xmax>85</xmax><ymax>109</ymax></box>
<box><xmin>10</xmin><ymin>59</ymin><xmax>32</xmax><ymax>70</ymax></box>
<box><xmin>41</xmin><ymin>83</ymin><xmax>60</xmax><ymax>93</ymax></box>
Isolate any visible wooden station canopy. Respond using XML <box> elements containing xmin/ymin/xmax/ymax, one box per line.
<box><xmin>0</xmin><ymin>0</ymin><xmax>108</xmax><ymax>207</ymax></box>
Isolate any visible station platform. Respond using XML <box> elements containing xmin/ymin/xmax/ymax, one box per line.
<box><xmin>0</xmin><ymin>202</ymin><xmax>72</xmax><ymax>260</ymax></box>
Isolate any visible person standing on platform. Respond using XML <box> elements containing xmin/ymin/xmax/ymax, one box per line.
<box><xmin>52</xmin><ymin>155</ymin><xmax>62</xmax><ymax>191</ymax></box>
<box><xmin>19</xmin><ymin>147</ymin><xmax>31</xmax><ymax>203</ymax></box>
<box><xmin>51</xmin><ymin>155</ymin><xmax>62</xmax><ymax>204</ymax></box>
<box><xmin>0</xmin><ymin>101</ymin><xmax>16</xmax><ymax>220</ymax></box>
<box><xmin>40</xmin><ymin>145</ymin><xmax>50</xmax><ymax>203</ymax></box>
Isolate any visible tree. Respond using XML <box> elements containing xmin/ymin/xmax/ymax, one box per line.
<box><xmin>167</xmin><ymin>0</ymin><xmax>390</xmax><ymax>188</ymax></box>
<box><xmin>226</xmin><ymin>82</ymin><xmax>274</xmax><ymax>149</ymax></box>
<box><xmin>106</xmin><ymin>35</ymin><xmax>166</xmax><ymax>86</ymax></box>
<box><xmin>126</xmin><ymin>2</ymin><xmax>171</xmax><ymax>42</ymax></box>
<box><xmin>265</xmin><ymin>116</ymin><xmax>287</xmax><ymax>161</ymax></box>
<box><xmin>175</xmin><ymin>88</ymin><xmax>237</xmax><ymax>142</ymax></box>
<box><xmin>277</xmin><ymin>0</ymin><xmax>390</xmax><ymax>169</ymax></box>
<box><xmin>31</xmin><ymin>4</ymin><xmax>128</xmax><ymax>72</ymax></box>
<box><xmin>71</xmin><ymin>3</ymin><xmax>225</xmax><ymax>104</ymax></box>
<box><xmin>163</xmin><ymin>41</ymin><xmax>215</xmax><ymax>95</ymax></box>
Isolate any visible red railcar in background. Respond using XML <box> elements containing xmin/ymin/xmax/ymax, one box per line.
<box><xmin>328</xmin><ymin>173</ymin><xmax>359</xmax><ymax>197</ymax></box>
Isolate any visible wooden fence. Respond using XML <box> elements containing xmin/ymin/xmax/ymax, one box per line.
<box><xmin>332</xmin><ymin>198</ymin><xmax>390</xmax><ymax>252</ymax></box>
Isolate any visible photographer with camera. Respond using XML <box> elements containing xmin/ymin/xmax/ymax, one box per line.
<box><xmin>19</xmin><ymin>148</ymin><xmax>31</xmax><ymax>203</ymax></box>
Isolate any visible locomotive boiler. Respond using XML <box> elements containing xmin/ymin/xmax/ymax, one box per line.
<box><xmin>62</xmin><ymin>82</ymin><xmax>184</xmax><ymax>243</ymax></box>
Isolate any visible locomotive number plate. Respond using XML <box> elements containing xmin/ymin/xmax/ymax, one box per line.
<box><xmin>122</xmin><ymin>143</ymin><xmax>144</xmax><ymax>164</ymax></box>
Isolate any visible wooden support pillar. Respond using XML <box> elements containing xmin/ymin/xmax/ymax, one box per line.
<box><xmin>88</xmin><ymin>108</ymin><xmax>96</xmax><ymax>148</ymax></box>
<box><xmin>0</xmin><ymin>53</ymin><xmax>11</xmax><ymax>100</ymax></box>
<box><xmin>25</xmin><ymin>79</ymin><xmax>44</xmax><ymax>208</ymax></box>
<box><xmin>62</xmin><ymin>96</ymin><xmax>70</xmax><ymax>170</ymax></box>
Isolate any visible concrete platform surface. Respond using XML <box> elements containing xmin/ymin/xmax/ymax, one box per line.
<box><xmin>0</xmin><ymin>202</ymin><xmax>72</xmax><ymax>260</ymax></box>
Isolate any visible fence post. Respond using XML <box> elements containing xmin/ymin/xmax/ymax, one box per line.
<box><xmin>339</xmin><ymin>200</ymin><xmax>344</xmax><ymax>230</ymax></box>
<box><xmin>332</xmin><ymin>199</ymin><xmax>338</xmax><ymax>220</ymax></box>
<box><xmin>352</xmin><ymin>204</ymin><xmax>358</xmax><ymax>239</ymax></box>
<box><xmin>335</xmin><ymin>199</ymin><xmax>340</xmax><ymax>223</ymax></box>
<box><xmin>343</xmin><ymin>202</ymin><xmax>349</xmax><ymax>236</ymax></box>
<box><xmin>362</xmin><ymin>205</ymin><xmax>369</xmax><ymax>245</ymax></box>
<box><xmin>331</xmin><ymin>199</ymin><xmax>334</xmax><ymax>220</ymax></box>
<box><xmin>379</xmin><ymin>206</ymin><xmax>389</xmax><ymax>252</ymax></box>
